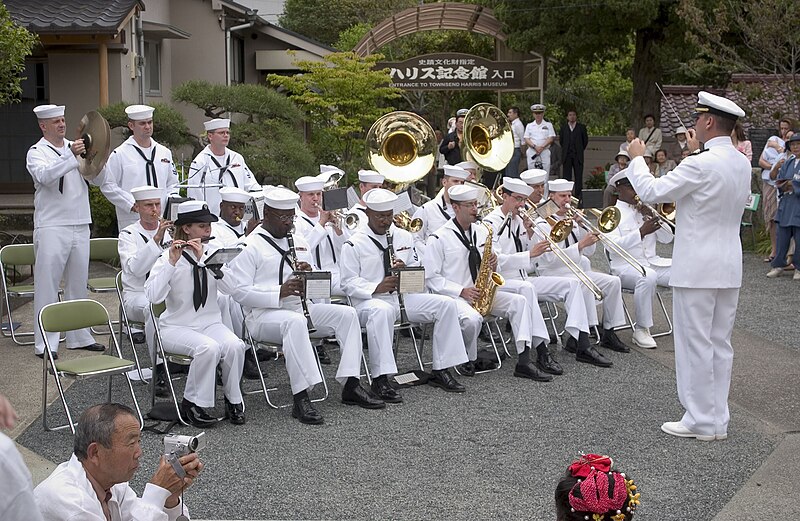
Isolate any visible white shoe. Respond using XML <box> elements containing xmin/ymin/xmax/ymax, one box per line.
<box><xmin>632</xmin><ymin>328</ymin><xmax>657</xmax><ymax>349</ymax></box>
<box><xmin>766</xmin><ymin>267</ymin><xmax>783</xmax><ymax>278</ymax></box>
<box><xmin>716</xmin><ymin>433</ymin><xmax>728</xmax><ymax>440</ymax></box>
<box><xmin>661</xmin><ymin>421</ymin><xmax>715</xmax><ymax>441</ymax></box>
<box><xmin>793</xmin><ymin>270</ymin><xmax>800</xmax><ymax>280</ymax></box>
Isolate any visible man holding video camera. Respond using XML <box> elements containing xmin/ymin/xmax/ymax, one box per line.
<box><xmin>35</xmin><ymin>403</ymin><xmax>203</xmax><ymax>521</ymax></box>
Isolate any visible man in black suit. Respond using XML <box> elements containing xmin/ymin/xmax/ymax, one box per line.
<box><xmin>559</xmin><ymin>109</ymin><xmax>589</xmax><ymax>200</ymax></box>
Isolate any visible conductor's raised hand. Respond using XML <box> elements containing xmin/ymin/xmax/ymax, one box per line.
<box><xmin>686</xmin><ymin>129</ymin><xmax>700</xmax><ymax>152</ymax></box>
<box><xmin>627</xmin><ymin>138</ymin><xmax>646</xmax><ymax>159</ymax></box>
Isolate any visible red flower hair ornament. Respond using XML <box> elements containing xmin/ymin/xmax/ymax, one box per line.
<box><xmin>567</xmin><ymin>454</ymin><xmax>638</xmax><ymax>520</ymax></box>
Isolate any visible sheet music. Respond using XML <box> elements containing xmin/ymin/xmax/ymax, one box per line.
<box><xmin>397</xmin><ymin>267</ymin><xmax>425</xmax><ymax>294</ymax></box>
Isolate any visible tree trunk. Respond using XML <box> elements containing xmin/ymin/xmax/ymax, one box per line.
<box><xmin>630</xmin><ymin>6</ymin><xmax>671</xmax><ymax>130</ymax></box>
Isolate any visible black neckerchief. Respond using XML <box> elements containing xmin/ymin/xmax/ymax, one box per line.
<box><xmin>437</xmin><ymin>199</ymin><xmax>451</xmax><ymax>221</ymax></box>
<box><xmin>44</xmin><ymin>145</ymin><xmax>66</xmax><ymax>194</ymax></box>
<box><xmin>258</xmin><ymin>233</ymin><xmax>292</xmax><ymax>284</ymax></box>
<box><xmin>225</xmin><ymin>222</ymin><xmax>243</xmax><ymax>239</ymax></box>
<box><xmin>181</xmin><ymin>251</ymin><xmax>208</xmax><ymax>311</ymax></box>
<box><xmin>130</xmin><ymin>144</ymin><xmax>158</xmax><ymax>187</ymax></box>
<box><xmin>300</xmin><ymin>215</ymin><xmax>336</xmax><ymax>267</ymax></box>
<box><xmin>452</xmin><ymin>218</ymin><xmax>481</xmax><ymax>282</ymax></box>
<box><xmin>367</xmin><ymin>235</ymin><xmax>392</xmax><ymax>276</ymax></box>
<box><xmin>209</xmin><ymin>154</ymin><xmax>233</xmax><ymax>185</ymax></box>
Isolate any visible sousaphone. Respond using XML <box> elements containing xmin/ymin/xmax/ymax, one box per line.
<box><xmin>366</xmin><ymin>111</ymin><xmax>436</xmax><ymax>190</ymax></box>
<box><xmin>461</xmin><ymin>103</ymin><xmax>514</xmax><ymax>172</ymax></box>
<box><xmin>76</xmin><ymin>111</ymin><xmax>111</xmax><ymax>180</ymax></box>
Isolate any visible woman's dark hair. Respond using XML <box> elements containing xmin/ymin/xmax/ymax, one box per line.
<box><xmin>733</xmin><ymin>121</ymin><xmax>747</xmax><ymax>142</ymax></box>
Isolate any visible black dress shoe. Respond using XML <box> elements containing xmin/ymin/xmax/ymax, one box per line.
<box><xmin>180</xmin><ymin>399</ymin><xmax>220</xmax><ymax>428</ymax></box>
<box><xmin>576</xmin><ymin>346</ymin><xmax>613</xmax><ymax>368</ymax></box>
<box><xmin>371</xmin><ymin>377</ymin><xmax>403</xmax><ymax>403</ymax></box>
<box><xmin>429</xmin><ymin>369</ymin><xmax>466</xmax><ymax>393</ymax></box>
<box><xmin>292</xmin><ymin>394</ymin><xmax>324</xmax><ymax>425</ymax></box>
<box><xmin>457</xmin><ymin>361</ymin><xmax>476</xmax><ymax>377</ymax></box>
<box><xmin>341</xmin><ymin>385</ymin><xmax>386</xmax><ymax>409</ymax></box>
<box><xmin>563</xmin><ymin>335</ymin><xmax>577</xmax><ymax>354</ymax></box>
<box><xmin>154</xmin><ymin>364</ymin><xmax>169</xmax><ymax>398</ymax></box>
<box><xmin>536</xmin><ymin>344</ymin><xmax>563</xmax><ymax>375</ymax></box>
<box><xmin>224</xmin><ymin>398</ymin><xmax>246</xmax><ymax>425</ymax></box>
<box><xmin>513</xmin><ymin>362</ymin><xmax>553</xmax><ymax>382</ymax></box>
<box><xmin>601</xmin><ymin>329</ymin><xmax>630</xmax><ymax>353</ymax></box>
<box><xmin>131</xmin><ymin>332</ymin><xmax>146</xmax><ymax>344</ymax></box>
<box><xmin>243</xmin><ymin>350</ymin><xmax>267</xmax><ymax>380</ymax></box>
<box><xmin>316</xmin><ymin>344</ymin><xmax>332</xmax><ymax>365</ymax></box>
<box><xmin>77</xmin><ymin>343</ymin><xmax>105</xmax><ymax>352</ymax></box>
<box><xmin>36</xmin><ymin>351</ymin><xmax>58</xmax><ymax>360</ymax></box>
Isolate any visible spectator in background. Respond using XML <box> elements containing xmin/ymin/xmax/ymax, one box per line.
<box><xmin>555</xmin><ymin>454</ymin><xmax>640</xmax><ymax>521</ymax></box>
<box><xmin>505</xmin><ymin>106</ymin><xmax>525</xmax><ymax>178</ymax></box>
<box><xmin>559</xmin><ymin>109</ymin><xmax>589</xmax><ymax>200</ymax></box>
<box><xmin>440</xmin><ymin>109</ymin><xmax>467</xmax><ymax>166</ymax></box>
<box><xmin>620</xmin><ymin>127</ymin><xmax>636</xmax><ymax>152</ymax></box>
<box><xmin>680</xmin><ymin>148</ymin><xmax>692</xmax><ymax>162</ymax></box>
<box><xmin>731</xmin><ymin>121</ymin><xmax>752</xmax><ymax>162</ymax></box>
<box><xmin>643</xmin><ymin>150</ymin><xmax>656</xmax><ymax>175</ymax></box>
<box><xmin>524</xmin><ymin>103</ymin><xmax>556</xmax><ymax>174</ymax></box>
<box><xmin>434</xmin><ymin>128</ymin><xmax>446</xmax><ymax>171</ymax></box>
<box><xmin>759</xmin><ymin>118</ymin><xmax>793</xmax><ymax>263</ymax></box>
<box><xmin>1</xmin><ymin>394</ymin><xmax>44</xmax><ymax>521</ymax></box>
<box><xmin>604</xmin><ymin>150</ymin><xmax>630</xmax><ymax>208</ymax></box>
<box><xmin>767</xmin><ymin>133</ymin><xmax>800</xmax><ymax>279</ymax></box>
<box><xmin>638</xmin><ymin>114</ymin><xmax>662</xmax><ymax>155</ymax></box>
<box><xmin>666</xmin><ymin>126</ymin><xmax>689</xmax><ymax>163</ymax></box>
<box><xmin>654</xmin><ymin>149</ymin><xmax>677</xmax><ymax>178</ymax></box>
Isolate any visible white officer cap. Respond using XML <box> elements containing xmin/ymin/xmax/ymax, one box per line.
<box><xmin>502</xmin><ymin>178</ymin><xmax>533</xmax><ymax>197</ymax></box>
<box><xmin>615</xmin><ymin>150</ymin><xmax>630</xmax><ymax>161</ymax></box>
<box><xmin>219</xmin><ymin>186</ymin><xmax>251</xmax><ymax>204</ymax></box>
<box><xmin>204</xmin><ymin>118</ymin><xmax>230</xmax><ymax>131</ymax></box>
<box><xmin>455</xmin><ymin>160</ymin><xmax>478</xmax><ymax>171</ymax></box>
<box><xmin>530</xmin><ymin>103</ymin><xmax>546</xmax><ymax>112</ymax></box>
<box><xmin>357</xmin><ymin>169</ymin><xmax>385</xmax><ymax>184</ymax></box>
<box><xmin>294</xmin><ymin>175</ymin><xmax>324</xmax><ymax>192</ymax></box>
<box><xmin>448</xmin><ymin>184</ymin><xmax>478</xmax><ymax>202</ymax></box>
<box><xmin>125</xmin><ymin>104</ymin><xmax>155</xmax><ymax>121</ymax></box>
<box><xmin>33</xmin><ymin>104</ymin><xmax>65</xmax><ymax>119</ymax></box>
<box><xmin>442</xmin><ymin>165</ymin><xmax>470</xmax><ymax>180</ymax></box>
<box><xmin>130</xmin><ymin>185</ymin><xmax>162</xmax><ymax>202</ymax></box>
<box><xmin>363</xmin><ymin>188</ymin><xmax>398</xmax><ymax>212</ymax></box>
<box><xmin>520</xmin><ymin>169</ymin><xmax>548</xmax><ymax>186</ymax></box>
<box><xmin>456</xmin><ymin>108</ymin><xmax>469</xmax><ymax>117</ymax></box>
<box><xmin>263</xmin><ymin>186</ymin><xmax>299</xmax><ymax>210</ymax></box>
<box><xmin>694</xmin><ymin>91</ymin><xmax>745</xmax><ymax>119</ymax></box>
<box><xmin>608</xmin><ymin>168</ymin><xmax>630</xmax><ymax>186</ymax></box>
<box><xmin>674</xmin><ymin>126</ymin><xmax>687</xmax><ymax>135</ymax></box>
<box><xmin>548</xmin><ymin>179</ymin><xmax>574</xmax><ymax>192</ymax></box>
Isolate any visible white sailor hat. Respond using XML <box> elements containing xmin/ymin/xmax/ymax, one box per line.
<box><xmin>320</xmin><ymin>164</ymin><xmax>344</xmax><ymax>177</ymax></box>
<box><xmin>263</xmin><ymin>187</ymin><xmax>299</xmax><ymax>210</ymax></box>
<box><xmin>615</xmin><ymin>150</ymin><xmax>630</xmax><ymax>161</ymax></box>
<box><xmin>520</xmin><ymin>169</ymin><xmax>548</xmax><ymax>185</ymax></box>
<box><xmin>357</xmin><ymin>169</ymin><xmax>385</xmax><ymax>184</ymax></box>
<box><xmin>125</xmin><ymin>104</ymin><xmax>155</xmax><ymax>121</ymax></box>
<box><xmin>530</xmin><ymin>103</ymin><xmax>546</xmax><ymax>112</ymax></box>
<box><xmin>219</xmin><ymin>186</ymin><xmax>252</xmax><ymax>204</ymax></box>
<box><xmin>674</xmin><ymin>126</ymin><xmax>687</xmax><ymax>135</ymax></box>
<box><xmin>694</xmin><ymin>91</ymin><xmax>745</xmax><ymax>120</ymax></box>
<box><xmin>294</xmin><ymin>175</ymin><xmax>325</xmax><ymax>192</ymax></box>
<box><xmin>33</xmin><ymin>104</ymin><xmax>65</xmax><ymax>119</ymax></box>
<box><xmin>548</xmin><ymin>179</ymin><xmax>574</xmax><ymax>192</ymax></box>
<box><xmin>363</xmin><ymin>188</ymin><xmax>398</xmax><ymax>212</ymax></box>
<box><xmin>502</xmin><ymin>178</ymin><xmax>533</xmax><ymax>197</ymax></box>
<box><xmin>130</xmin><ymin>185</ymin><xmax>162</xmax><ymax>202</ymax></box>
<box><xmin>448</xmin><ymin>184</ymin><xmax>478</xmax><ymax>202</ymax></box>
<box><xmin>608</xmin><ymin>168</ymin><xmax>630</xmax><ymax>186</ymax></box>
<box><xmin>455</xmin><ymin>160</ymin><xmax>478</xmax><ymax>171</ymax></box>
<box><xmin>442</xmin><ymin>165</ymin><xmax>470</xmax><ymax>180</ymax></box>
<box><xmin>174</xmin><ymin>200</ymin><xmax>218</xmax><ymax>226</ymax></box>
<box><xmin>204</xmin><ymin>118</ymin><xmax>230</xmax><ymax>132</ymax></box>
<box><xmin>456</xmin><ymin>108</ymin><xmax>469</xmax><ymax>117</ymax></box>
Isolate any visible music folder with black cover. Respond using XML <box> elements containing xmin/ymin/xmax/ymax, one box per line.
<box><xmin>163</xmin><ymin>196</ymin><xmax>193</xmax><ymax>221</ymax></box>
<box><xmin>200</xmin><ymin>247</ymin><xmax>242</xmax><ymax>267</ymax></box>
<box><xmin>295</xmin><ymin>271</ymin><xmax>332</xmax><ymax>300</ymax></box>
<box><xmin>322</xmin><ymin>188</ymin><xmax>349</xmax><ymax>211</ymax></box>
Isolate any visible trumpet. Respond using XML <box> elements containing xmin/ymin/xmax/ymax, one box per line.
<box><xmin>393</xmin><ymin>211</ymin><xmax>423</xmax><ymax>233</ymax></box>
<box><xmin>330</xmin><ymin>209</ymin><xmax>359</xmax><ymax>230</ymax></box>
<box><xmin>634</xmin><ymin>196</ymin><xmax>676</xmax><ymax>232</ymax></box>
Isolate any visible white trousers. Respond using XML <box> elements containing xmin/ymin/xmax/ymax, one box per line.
<box><xmin>616</xmin><ymin>265</ymin><xmax>670</xmax><ymax>329</ymax></box>
<box><xmin>530</xmin><ymin>275</ymin><xmax>590</xmax><ymax>340</ymax></box>
<box><xmin>584</xmin><ymin>271</ymin><xmax>626</xmax><ymax>329</ymax></box>
<box><xmin>526</xmin><ymin>148</ymin><xmax>551</xmax><ymax>175</ymax></box>
<box><xmin>455</xmin><ymin>291</ymin><xmax>531</xmax><ymax>361</ymax></box>
<box><xmin>498</xmin><ymin>280</ymin><xmax>550</xmax><ymax>347</ymax></box>
<box><xmin>33</xmin><ymin>225</ymin><xmax>94</xmax><ymax>353</ymax></box>
<box><xmin>121</xmin><ymin>290</ymin><xmax>155</xmax><ymax>359</ymax></box>
<box><xmin>217</xmin><ymin>293</ymin><xmax>243</xmax><ymax>338</ymax></box>
<box><xmin>158</xmin><ymin>322</ymin><xmax>245</xmax><ymax>408</ymax></box>
<box><xmin>673</xmin><ymin>287</ymin><xmax>738</xmax><ymax>437</ymax></box>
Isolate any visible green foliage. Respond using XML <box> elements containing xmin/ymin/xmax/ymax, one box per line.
<box><xmin>89</xmin><ymin>186</ymin><xmax>117</xmax><ymax>237</ymax></box>
<box><xmin>268</xmin><ymin>52</ymin><xmax>402</xmax><ymax>176</ymax></box>
<box><xmin>97</xmin><ymin>102</ymin><xmax>194</xmax><ymax>150</ymax></box>
<box><xmin>173</xmin><ymin>81</ymin><xmax>315</xmax><ymax>185</ymax></box>
<box><xmin>0</xmin><ymin>2</ymin><xmax>38</xmax><ymax>104</ymax></box>
<box><xmin>335</xmin><ymin>22</ymin><xmax>372</xmax><ymax>52</ymax></box>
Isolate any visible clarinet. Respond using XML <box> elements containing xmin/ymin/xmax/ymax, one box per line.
<box><xmin>386</xmin><ymin>231</ymin><xmax>411</xmax><ymax>327</ymax></box>
<box><xmin>286</xmin><ymin>230</ymin><xmax>317</xmax><ymax>334</ymax></box>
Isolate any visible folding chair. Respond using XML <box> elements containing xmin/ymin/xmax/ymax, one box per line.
<box><xmin>38</xmin><ymin>299</ymin><xmax>143</xmax><ymax>433</ymax></box>
<box><xmin>1</xmin><ymin>243</ymin><xmax>63</xmax><ymax>345</ymax></box>
<box><xmin>740</xmin><ymin>193</ymin><xmax>761</xmax><ymax>247</ymax></box>
<box><xmin>115</xmin><ymin>272</ymin><xmax>149</xmax><ymax>382</ymax></box>
<box><xmin>87</xmin><ymin>238</ymin><xmax>121</xmax><ymax>334</ymax></box>
<box><xmin>149</xmin><ymin>302</ymin><xmax>193</xmax><ymax>426</ymax></box>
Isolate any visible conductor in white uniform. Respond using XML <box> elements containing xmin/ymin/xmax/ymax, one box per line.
<box><xmin>26</xmin><ymin>104</ymin><xmax>104</xmax><ymax>358</ymax></box>
<box><xmin>626</xmin><ymin>91</ymin><xmax>750</xmax><ymax>441</ymax></box>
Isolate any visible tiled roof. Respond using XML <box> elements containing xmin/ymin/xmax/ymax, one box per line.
<box><xmin>4</xmin><ymin>0</ymin><xmax>142</xmax><ymax>35</ymax></box>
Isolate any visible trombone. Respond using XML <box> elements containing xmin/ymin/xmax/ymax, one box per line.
<box><xmin>634</xmin><ymin>196</ymin><xmax>676</xmax><ymax>232</ymax></box>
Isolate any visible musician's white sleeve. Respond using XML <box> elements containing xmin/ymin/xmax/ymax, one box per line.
<box><xmin>339</xmin><ymin>242</ymin><xmax>379</xmax><ymax>299</ymax></box>
<box><xmin>98</xmin><ymin>151</ymin><xmax>135</xmax><ymax>212</ymax></box>
<box><xmin>143</xmin><ymin>254</ymin><xmax>174</xmax><ymax>304</ymax></box>
<box><xmin>424</xmin><ymin>235</ymin><xmax>465</xmax><ymax>298</ymax></box>
<box><xmin>221</xmin><ymin>247</ymin><xmax>281</xmax><ymax>309</ymax></box>
<box><xmin>627</xmin><ymin>155</ymin><xmax>704</xmax><ymax>203</ymax></box>
<box><xmin>26</xmin><ymin>147</ymin><xmax>80</xmax><ymax>187</ymax></box>
<box><xmin>119</xmin><ymin>231</ymin><xmax>162</xmax><ymax>279</ymax></box>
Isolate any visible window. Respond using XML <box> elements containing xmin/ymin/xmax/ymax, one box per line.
<box><xmin>144</xmin><ymin>41</ymin><xmax>161</xmax><ymax>95</ymax></box>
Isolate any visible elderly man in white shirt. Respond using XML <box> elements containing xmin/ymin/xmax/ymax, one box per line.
<box><xmin>524</xmin><ymin>104</ymin><xmax>556</xmax><ymax>174</ymax></box>
<box><xmin>605</xmin><ymin>168</ymin><xmax>674</xmax><ymax>349</ymax></box>
<box><xmin>35</xmin><ymin>403</ymin><xmax>202</xmax><ymax>521</ymax></box>
<box><xmin>99</xmin><ymin>105</ymin><xmax>179</xmax><ymax>230</ymax></box>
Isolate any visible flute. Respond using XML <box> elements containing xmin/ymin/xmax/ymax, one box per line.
<box><xmin>174</xmin><ymin>236</ymin><xmax>214</xmax><ymax>249</ymax></box>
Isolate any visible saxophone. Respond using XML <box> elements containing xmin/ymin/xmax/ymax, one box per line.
<box><xmin>472</xmin><ymin>221</ymin><xmax>505</xmax><ymax>316</ymax></box>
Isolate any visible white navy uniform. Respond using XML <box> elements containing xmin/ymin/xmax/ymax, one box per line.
<box><xmin>534</xmin><ymin>214</ymin><xmax>626</xmax><ymax>330</ymax></box>
<box><xmin>210</xmin><ymin>220</ymin><xmax>246</xmax><ymax>248</ymax></box>
<box><xmin>483</xmin><ymin>207</ymin><xmax>589</xmax><ymax>341</ymax></box>
<box><xmin>26</xmin><ymin>137</ymin><xmax>95</xmax><ymax>354</ymax></box>
<box><xmin>145</xmin><ymin>247</ymin><xmax>245</xmax><ymax>409</ymax></box>
<box><xmin>343</xmin><ymin>202</ymin><xmax>369</xmax><ymax>237</ymax></box>
<box><xmin>626</xmin><ymin>136</ymin><xmax>750</xmax><ymax>437</ymax></box>
<box><xmin>223</xmin><ymin>228</ymin><xmax>363</xmax><ymax>393</ymax></box>
<box><xmin>294</xmin><ymin>209</ymin><xmax>345</xmax><ymax>296</ymax></box>
<box><xmin>187</xmin><ymin>146</ymin><xmax>259</xmax><ymax>216</ymax></box>
<box><xmin>208</xmin><ymin>220</ymin><xmax>247</xmax><ymax>337</ymax></box>
<box><xmin>425</xmin><ymin>219</ymin><xmax>539</xmax><ymax>360</ymax></box>
<box><xmin>340</xmin><ymin>226</ymin><xmax>468</xmax><ymax>376</ymax></box>
<box><xmin>119</xmin><ymin>221</ymin><xmax>169</xmax><ymax>358</ymax></box>
<box><xmin>100</xmin><ymin>137</ymin><xmax>178</xmax><ymax>230</ymax></box>
<box><xmin>524</xmin><ymin>119</ymin><xmax>556</xmax><ymax>173</ymax></box>
<box><xmin>411</xmin><ymin>193</ymin><xmax>455</xmax><ymax>262</ymax></box>
<box><xmin>606</xmin><ymin>200</ymin><xmax>673</xmax><ymax>329</ymax></box>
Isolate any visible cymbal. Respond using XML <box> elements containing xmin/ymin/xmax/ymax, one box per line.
<box><xmin>76</xmin><ymin>111</ymin><xmax>111</xmax><ymax>180</ymax></box>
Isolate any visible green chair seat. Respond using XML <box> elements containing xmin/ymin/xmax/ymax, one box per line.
<box><xmin>88</xmin><ymin>277</ymin><xmax>117</xmax><ymax>291</ymax></box>
<box><xmin>165</xmin><ymin>352</ymin><xmax>193</xmax><ymax>364</ymax></box>
<box><xmin>55</xmin><ymin>355</ymin><xmax>135</xmax><ymax>376</ymax></box>
<box><xmin>7</xmin><ymin>284</ymin><xmax>36</xmax><ymax>295</ymax></box>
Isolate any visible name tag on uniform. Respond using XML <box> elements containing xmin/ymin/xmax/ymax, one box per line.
<box><xmin>395</xmin><ymin>267</ymin><xmax>425</xmax><ymax>294</ymax></box>
<box><xmin>297</xmin><ymin>271</ymin><xmax>331</xmax><ymax>299</ymax></box>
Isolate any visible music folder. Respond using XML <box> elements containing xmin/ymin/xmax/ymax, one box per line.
<box><xmin>295</xmin><ymin>271</ymin><xmax>332</xmax><ymax>300</ymax></box>
<box><xmin>244</xmin><ymin>193</ymin><xmax>265</xmax><ymax>222</ymax></box>
<box><xmin>163</xmin><ymin>196</ymin><xmax>193</xmax><ymax>221</ymax></box>
<box><xmin>394</xmin><ymin>267</ymin><xmax>425</xmax><ymax>294</ymax></box>
<box><xmin>322</xmin><ymin>188</ymin><xmax>349</xmax><ymax>211</ymax></box>
<box><xmin>200</xmin><ymin>247</ymin><xmax>242</xmax><ymax>267</ymax></box>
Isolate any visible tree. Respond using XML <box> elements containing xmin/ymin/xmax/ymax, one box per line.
<box><xmin>0</xmin><ymin>1</ymin><xmax>38</xmax><ymax>104</ymax></box>
<box><xmin>268</xmin><ymin>52</ymin><xmax>402</xmax><ymax>177</ymax></box>
<box><xmin>172</xmin><ymin>81</ymin><xmax>315</xmax><ymax>186</ymax></box>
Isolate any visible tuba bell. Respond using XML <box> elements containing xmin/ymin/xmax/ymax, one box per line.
<box><xmin>461</xmin><ymin>103</ymin><xmax>514</xmax><ymax>173</ymax></box>
<box><xmin>366</xmin><ymin>111</ymin><xmax>436</xmax><ymax>191</ymax></box>
<box><xmin>76</xmin><ymin>111</ymin><xmax>111</xmax><ymax>180</ymax></box>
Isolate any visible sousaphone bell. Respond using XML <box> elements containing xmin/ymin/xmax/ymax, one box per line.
<box><xmin>76</xmin><ymin>111</ymin><xmax>111</xmax><ymax>180</ymax></box>
<box><xmin>366</xmin><ymin>111</ymin><xmax>436</xmax><ymax>191</ymax></box>
<box><xmin>462</xmin><ymin>103</ymin><xmax>514</xmax><ymax>172</ymax></box>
